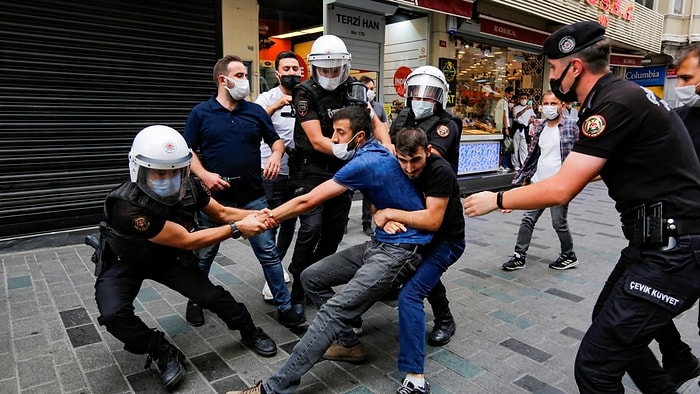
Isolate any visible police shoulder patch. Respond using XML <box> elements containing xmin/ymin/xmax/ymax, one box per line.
<box><xmin>297</xmin><ymin>100</ymin><xmax>308</xmax><ymax>117</ymax></box>
<box><xmin>132</xmin><ymin>216</ymin><xmax>150</xmax><ymax>232</ymax></box>
<box><xmin>436</xmin><ymin>124</ymin><xmax>450</xmax><ymax>138</ymax></box>
<box><xmin>581</xmin><ymin>115</ymin><xmax>606</xmax><ymax>138</ymax></box>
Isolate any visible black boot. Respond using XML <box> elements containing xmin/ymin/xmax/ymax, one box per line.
<box><xmin>240</xmin><ymin>325</ymin><xmax>277</xmax><ymax>357</ymax></box>
<box><xmin>145</xmin><ymin>333</ymin><xmax>185</xmax><ymax>390</ymax></box>
<box><xmin>186</xmin><ymin>299</ymin><xmax>204</xmax><ymax>327</ymax></box>
<box><xmin>428</xmin><ymin>316</ymin><xmax>456</xmax><ymax>347</ymax></box>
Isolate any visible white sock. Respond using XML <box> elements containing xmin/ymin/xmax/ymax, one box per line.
<box><xmin>403</xmin><ymin>375</ymin><xmax>425</xmax><ymax>388</ymax></box>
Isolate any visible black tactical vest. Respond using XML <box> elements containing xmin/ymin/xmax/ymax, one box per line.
<box><xmin>104</xmin><ymin>179</ymin><xmax>202</xmax><ymax>260</ymax></box>
<box><xmin>292</xmin><ymin>78</ymin><xmax>356</xmax><ymax>173</ymax></box>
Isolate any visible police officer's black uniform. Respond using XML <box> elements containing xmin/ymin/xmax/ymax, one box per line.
<box><xmin>95</xmin><ymin>178</ymin><xmax>275</xmax><ymax>388</ymax></box>
<box><xmin>389</xmin><ymin>106</ymin><xmax>462</xmax><ymax>345</ymax></box>
<box><xmin>390</xmin><ymin>107</ymin><xmax>461</xmax><ymax>172</ymax></box>
<box><xmin>542</xmin><ymin>23</ymin><xmax>700</xmax><ymax>393</ymax></box>
<box><xmin>286</xmin><ymin>77</ymin><xmax>357</xmax><ymax>307</ymax></box>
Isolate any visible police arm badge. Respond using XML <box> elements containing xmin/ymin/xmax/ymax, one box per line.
<box><xmin>581</xmin><ymin>115</ymin><xmax>606</xmax><ymax>138</ymax></box>
<box><xmin>297</xmin><ymin>100</ymin><xmax>309</xmax><ymax>117</ymax></box>
<box><xmin>132</xmin><ymin>216</ymin><xmax>150</xmax><ymax>232</ymax></box>
<box><xmin>436</xmin><ymin>124</ymin><xmax>450</xmax><ymax>138</ymax></box>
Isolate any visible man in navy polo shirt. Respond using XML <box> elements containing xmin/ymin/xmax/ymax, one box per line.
<box><xmin>183</xmin><ymin>54</ymin><xmax>305</xmax><ymax>329</ymax></box>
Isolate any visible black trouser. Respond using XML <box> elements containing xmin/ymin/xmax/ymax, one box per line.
<box><xmin>579</xmin><ymin>235</ymin><xmax>700</xmax><ymax>393</ymax></box>
<box><xmin>95</xmin><ymin>256</ymin><xmax>254</xmax><ymax>355</ymax></box>
<box><xmin>427</xmin><ymin>280</ymin><xmax>452</xmax><ymax>322</ymax></box>
<box><xmin>512</xmin><ymin>121</ymin><xmax>531</xmax><ymax>145</ymax></box>
<box><xmin>287</xmin><ymin>171</ymin><xmax>352</xmax><ymax>303</ymax></box>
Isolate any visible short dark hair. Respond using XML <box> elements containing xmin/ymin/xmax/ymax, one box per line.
<box><xmin>359</xmin><ymin>75</ymin><xmax>374</xmax><ymax>84</ymax></box>
<box><xmin>395</xmin><ymin>127</ymin><xmax>428</xmax><ymax>157</ymax></box>
<box><xmin>332</xmin><ymin>106</ymin><xmax>373</xmax><ymax>138</ymax></box>
<box><xmin>505</xmin><ymin>87</ymin><xmax>513</xmax><ymax>94</ymax></box>
<box><xmin>275</xmin><ymin>51</ymin><xmax>298</xmax><ymax>70</ymax></box>
<box><xmin>213</xmin><ymin>55</ymin><xmax>243</xmax><ymax>85</ymax></box>
<box><xmin>678</xmin><ymin>43</ymin><xmax>700</xmax><ymax>68</ymax></box>
<box><xmin>561</xmin><ymin>38</ymin><xmax>612</xmax><ymax>74</ymax></box>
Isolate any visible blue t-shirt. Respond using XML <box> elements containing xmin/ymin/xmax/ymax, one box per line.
<box><xmin>184</xmin><ymin>96</ymin><xmax>279</xmax><ymax>205</ymax></box>
<box><xmin>333</xmin><ymin>140</ymin><xmax>433</xmax><ymax>245</ymax></box>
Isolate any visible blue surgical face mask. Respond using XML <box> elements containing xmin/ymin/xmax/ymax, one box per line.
<box><xmin>411</xmin><ymin>100</ymin><xmax>434</xmax><ymax>119</ymax></box>
<box><xmin>150</xmin><ymin>173</ymin><xmax>181</xmax><ymax>197</ymax></box>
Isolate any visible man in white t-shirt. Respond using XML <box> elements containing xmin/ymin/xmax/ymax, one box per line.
<box><xmin>502</xmin><ymin>91</ymin><xmax>579</xmax><ymax>271</ymax></box>
<box><xmin>495</xmin><ymin>86</ymin><xmax>514</xmax><ymax>171</ymax></box>
<box><xmin>511</xmin><ymin>92</ymin><xmax>536</xmax><ymax>170</ymax></box>
<box><xmin>254</xmin><ymin>51</ymin><xmax>301</xmax><ymax>300</ymax></box>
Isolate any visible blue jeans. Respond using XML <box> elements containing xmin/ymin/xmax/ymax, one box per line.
<box><xmin>398</xmin><ymin>238</ymin><xmax>466</xmax><ymax>374</ymax></box>
<box><xmin>263</xmin><ymin>240</ymin><xmax>423</xmax><ymax>394</ymax></box>
<box><xmin>198</xmin><ymin>196</ymin><xmax>291</xmax><ymax>312</ymax></box>
<box><xmin>262</xmin><ymin>174</ymin><xmax>297</xmax><ymax>260</ymax></box>
<box><xmin>515</xmin><ymin>204</ymin><xmax>574</xmax><ymax>258</ymax></box>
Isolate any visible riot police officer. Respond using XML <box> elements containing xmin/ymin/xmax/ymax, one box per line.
<box><xmin>287</xmin><ymin>35</ymin><xmax>392</xmax><ymax>314</ymax></box>
<box><xmin>464</xmin><ymin>22</ymin><xmax>700</xmax><ymax>393</ymax></box>
<box><xmin>389</xmin><ymin>65</ymin><xmax>462</xmax><ymax>347</ymax></box>
<box><xmin>94</xmin><ymin>125</ymin><xmax>277</xmax><ymax>390</ymax></box>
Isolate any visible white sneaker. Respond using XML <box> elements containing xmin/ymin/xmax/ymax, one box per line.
<box><xmin>283</xmin><ymin>268</ymin><xmax>291</xmax><ymax>283</ymax></box>
<box><xmin>261</xmin><ymin>282</ymin><xmax>273</xmax><ymax>302</ymax></box>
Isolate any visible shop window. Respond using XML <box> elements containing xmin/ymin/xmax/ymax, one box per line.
<box><xmin>635</xmin><ymin>0</ymin><xmax>655</xmax><ymax>10</ymax></box>
<box><xmin>453</xmin><ymin>40</ymin><xmax>541</xmax><ymax>132</ymax></box>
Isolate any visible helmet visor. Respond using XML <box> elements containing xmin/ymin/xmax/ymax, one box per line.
<box><xmin>136</xmin><ymin>167</ymin><xmax>190</xmax><ymax>205</ymax></box>
<box><xmin>407</xmin><ymin>85</ymin><xmax>443</xmax><ymax>103</ymax></box>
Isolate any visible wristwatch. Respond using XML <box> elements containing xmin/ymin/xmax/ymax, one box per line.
<box><xmin>229</xmin><ymin>222</ymin><xmax>242</xmax><ymax>239</ymax></box>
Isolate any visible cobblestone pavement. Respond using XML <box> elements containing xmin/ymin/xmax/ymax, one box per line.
<box><xmin>2</xmin><ymin>182</ymin><xmax>700</xmax><ymax>393</ymax></box>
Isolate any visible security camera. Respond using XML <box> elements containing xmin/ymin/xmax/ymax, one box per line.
<box><xmin>447</xmin><ymin>16</ymin><xmax>457</xmax><ymax>35</ymax></box>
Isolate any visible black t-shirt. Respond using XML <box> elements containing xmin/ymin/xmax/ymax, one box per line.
<box><xmin>414</xmin><ymin>155</ymin><xmax>465</xmax><ymax>241</ymax></box>
<box><xmin>573</xmin><ymin>73</ymin><xmax>700</xmax><ymax>221</ymax></box>
<box><xmin>673</xmin><ymin>105</ymin><xmax>700</xmax><ymax>160</ymax></box>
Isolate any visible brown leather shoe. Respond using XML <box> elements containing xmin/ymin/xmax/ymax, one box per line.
<box><xmin>323</xmin><ymin>341</ymin><xmax>366</xmax><ymax>363</ymax></box>
<box><xmin>226</xmin><ymin>380</ymin><xmax>265</xmax><ymax>394</ymax></box>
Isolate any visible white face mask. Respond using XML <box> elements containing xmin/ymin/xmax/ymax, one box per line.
<box><xmin>332</xmin><ymin>132</ymin><xmax>360</xmax><ymax>161</ymax></box>
<box><xmin>411</xmin><ymin>101</ymin><xmax>434</xmax><ymax>120</ymax></box>
<box><xmin>520</xmin><ymin>99</ymin><xmax>528</xmax><ymax>106</ymax></box>
<box><xmin>542</xmin><ymin>105</ymin><xmax>560</xmax><ymax>120</ymax></box>
<box><xmin>508</xmin><ymin>102</ymin><xmax>515</xmax><ymax>109</ymax></box>
<box><xmin>366</xmin><ymin>90</ymin><xmax>376</xmax><ymax>102</ymax></box>
<box><xmin>675</xmin><ymin>83</ymin><xmax>700</xmax><ymax>107</ymax></box>
<box><xmin>316</xmin><ymin>75</ymin><xmax>342</xmax><ymax>91</ymax></box>
<box><xmin>224</xmin><ymin>76</ymin><xmax>249</xmax><ymax>101</ymax></box>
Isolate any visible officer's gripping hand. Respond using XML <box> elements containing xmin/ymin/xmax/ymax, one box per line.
<box><xmin>236</xmin><ymin>213</ymin><xmax>269</xmax><ymax>238</ymax></box>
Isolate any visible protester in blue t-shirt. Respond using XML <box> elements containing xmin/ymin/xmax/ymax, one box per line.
<box><xmin>228</xmin><ymin>105</ymin><xmax>433</xmax><ymax>394</ymax></box>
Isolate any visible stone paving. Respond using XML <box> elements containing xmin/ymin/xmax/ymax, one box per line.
<box><xmin>2</xmin><ymin>182</ymin><xmax>700</xmax><ymax>393</ymax></box>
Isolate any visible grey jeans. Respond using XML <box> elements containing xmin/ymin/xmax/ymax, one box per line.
<box><xmin>515</xmin><ymin>204</ymin><xmax>574</xmax><ymax>258</ymax></box>
<box><xmin>264</xmin><ymin>240</ymin><xmax>422</xmax><ymax>394</ymax></box>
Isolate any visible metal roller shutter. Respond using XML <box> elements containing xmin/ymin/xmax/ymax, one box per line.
<box><xmin>0</xmin><ymin>0</ymin><xmax>220</xmax><ymax>238</ymax></box>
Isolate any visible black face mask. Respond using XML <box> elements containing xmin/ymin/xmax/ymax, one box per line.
<box><xmin>280</xmin><ymin>75</ymin><xmax>301</xmax><ymax>90</ymax></box>
<box><xmin>549</xmin><ymin>62</ymin><xmax>579</xmax><ymax>103</ymax></box>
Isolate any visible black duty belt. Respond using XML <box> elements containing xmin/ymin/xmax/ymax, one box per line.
<box><xmin>621</xmin><ymin>202</ymin><xmax>700</xmax><ymax>247</ymax></box>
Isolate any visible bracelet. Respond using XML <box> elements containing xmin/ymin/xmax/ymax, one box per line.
<box><xmin>496</xmin><ymin>191</ymin><xmax>505</xmax><ymax>210</ymax></box>
<box><xmin>229</xmin><ymin>222</ymin><xmax>242</xmax><ymax>239</ymax></box>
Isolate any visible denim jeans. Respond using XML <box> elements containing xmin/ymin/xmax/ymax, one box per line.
<box><xmin>398</xmin><ymin>238</ymin><xmax>465</xmax><ymax>374</ymax></box>
<box><xmin>198</xmin><ymin>196</ymin><xmax>291</xmax><ymax>312</ymax></box>
<box><xmin>515</xmin><ymin>204</ymin><xmax>574</xmax><ymax>258</ymax></box>
<box><xmin>262</xmin><ymin>174</ymin><xmax>297</xmax><ymax>260</ymax></box>
<box><xmin>263</xmin><ymin>240</ymin><xmax>422</xmax><ymax>394</ymax></box>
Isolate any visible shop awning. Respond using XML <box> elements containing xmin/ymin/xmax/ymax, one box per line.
<box><xmin>386</xmin><ymin>0</ymin><xmax>473</xmax><ymax>19</ymax></box>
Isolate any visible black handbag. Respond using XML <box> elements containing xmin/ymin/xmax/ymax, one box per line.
<box><xmin>501</xmin><ymin>135</ymin><xmax>514</xmax><ymax>154</ymax></box>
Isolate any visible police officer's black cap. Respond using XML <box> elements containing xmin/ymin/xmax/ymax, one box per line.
<box><xmin>542</xmin><ymin>21</ymin><xmax>606</xmax><ymax>59</ymax></box>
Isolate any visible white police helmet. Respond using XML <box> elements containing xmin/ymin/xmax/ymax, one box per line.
<box><xmin>128</xmin><ymin>125</ymin><xmax>192</xmax><ymax>205</ymax></box>
<box><xmin>405</xmin><ymin>66</ymin><xmax>450</xmax><ymax>107</ymax></box>
<box><xmin>308</xmin><ymin>35</ymin><xmax>351</xmax><ymax>91</ymax></box>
